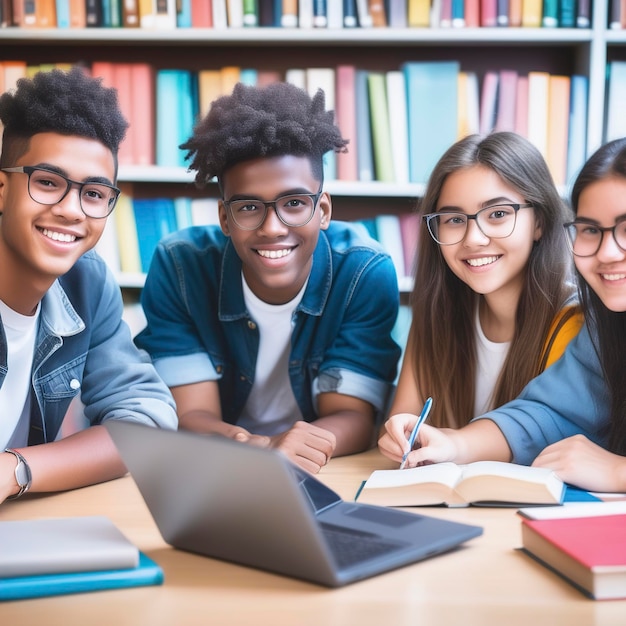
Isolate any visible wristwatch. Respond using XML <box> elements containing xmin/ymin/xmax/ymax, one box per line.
<box><xmin>4</xmin><ymin>448</ymin><xmax>32</xmax><ymax>500</ymax></box>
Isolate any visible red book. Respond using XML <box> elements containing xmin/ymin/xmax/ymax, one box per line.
<box><xmin>520</xmin><ymin>515</ymin><xmax>626</xmax><ymax>600</ymax></box>
<box><xmin>335</xmin><ymin>64</ymin><xmax>358</xmax><ymax>181</ymax></box>
<box><xmin>480</xmin><ymin>0</ymin><xmax>496</xmax><ymax>26</ymax></box>
<box><xmin>191</xmin><ymin>0</ymin><xmax>212</xmax><ymax>26</ymax></box>
<box><xmin>131</xmin><ymin>63</ymin><xmax>155</xmax><ymax>166</ymax></box>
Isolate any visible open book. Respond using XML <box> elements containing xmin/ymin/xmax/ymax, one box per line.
<box><xmin>355</xmin><ymin>461</ymin><xmax>565</xmax><ymax>507</ymax></box>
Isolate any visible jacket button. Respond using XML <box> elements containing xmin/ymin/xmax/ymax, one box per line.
<box><xmin>70</xmin><ymin>379</ymin><xmax>81</xmax><ymax>390</ymax></box>
<box><xmin>247</xmin><ymin>320</ymin><xmax>256</xmax><ymax>330</ymax></box>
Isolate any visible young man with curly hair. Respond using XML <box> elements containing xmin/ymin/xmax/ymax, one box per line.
<box><xmin>0</xmin><ymin>67</ymin><xmax>177</xmax><ymax>503</ymax></box>
<box><xmin>135</xmin><ymin>82</ymin><xmax>400</xmax><ymax>473</ymax></box>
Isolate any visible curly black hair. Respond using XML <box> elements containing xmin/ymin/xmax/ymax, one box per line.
<box><xmin>181</xmin><ymin>81</ymin><xmax>348</xmax><ymax>188</ymax></box>
<box><xmin>0</xmin><ymin>66</ymin><xmax>128</xmax><ymax>168</ymax></box>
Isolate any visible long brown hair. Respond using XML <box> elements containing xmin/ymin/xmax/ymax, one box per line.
<box><xmin>409</xmin><ymin>132</ymin><xmax>574</xmax><ymax>428</ymax></box>
<box><xmin>570</xmin><ymin>138</ymin><xmax>626</xmax><ymax>455</ymax></box>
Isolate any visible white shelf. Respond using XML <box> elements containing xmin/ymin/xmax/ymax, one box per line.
<box><xmin>0</xmin><ymin>27</ymin><xmax>595</xmax><ymax>46</ymax></box>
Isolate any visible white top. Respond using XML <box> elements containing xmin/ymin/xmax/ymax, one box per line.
<box><xmin>474</xmin><ymin>307</ymin><xmax>510</xmax><ymax>417</ymax></box>
<box><xmin>236</xmin><ymin>276</ymin><xmax>307</xmax><ymax>436</ymax></box>
<box><xmin>0</xmin><ymin>299</ymin><xmax>40</xmax><ymax>449</ymax></box>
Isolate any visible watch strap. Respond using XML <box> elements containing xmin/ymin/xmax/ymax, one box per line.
<box><xmin>4</xmin><ymin>448</ymin><xmax>32</xmax><ymax>500</ymax></box>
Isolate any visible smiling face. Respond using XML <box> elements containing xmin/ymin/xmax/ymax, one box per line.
<box><xmin>0</xmin><ymin>132</ymin><xmax>116</xmax><ymax>314</ymax></box>
<box><xmin>218</xmin><ymin>154</ymin><xmax>331</xmax><ymax>305</ymax></box>
<box><xmin>574</xmin><ymin>176</ymin><xmax>626</xmax><ymax>313</ymax></box>
<box><xmin>436</xmin><ymin>164</ymin><xmax>541</xmax><ymax>309</ymax></box>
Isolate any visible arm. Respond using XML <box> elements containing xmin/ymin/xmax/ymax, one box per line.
<box><xmin>172</xmin><ymin>380</ymin><xmax>269</xmax><ymax>446</ymax></box>
<box><xmin>1</xmin><ymin>426</ymin><xmax>125</xmax><ymax>503</ymax></box>
<box><xmin>380</xmin><ymin>417</ymin><xmax>512</xmax><ymax>467</ymax></box>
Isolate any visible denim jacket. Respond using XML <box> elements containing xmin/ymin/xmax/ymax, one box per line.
<box><xmin>476</xmin><ymin>321</ymin><xmax>609</xmax><ymax>465</ymax></box>
<box><xmin>135</xmin><ymin>221</ymin><xmax>401</xmax><ymax>426</ymax></box>
<box><xmin>0</xmin><ymin>250</ymin><xmax>177</xmax><ymax>445</ymax></box>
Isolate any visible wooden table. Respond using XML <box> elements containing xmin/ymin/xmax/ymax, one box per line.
<box><xmin>1</xmin><ymin>448</ymin><xmax>624</xmax><ymax>625</ymax></box>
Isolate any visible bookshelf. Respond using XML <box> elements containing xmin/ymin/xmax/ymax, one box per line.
<box><xmin>0</xmin><ymin>1</ymin><xmax>623</xmax><ymax>298</ymax></box>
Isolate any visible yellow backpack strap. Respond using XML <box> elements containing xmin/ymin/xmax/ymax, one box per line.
<box><xmin>538</xmin><ymin>304</ymin><xmax>584</xmax><ymax>372</ymax></box>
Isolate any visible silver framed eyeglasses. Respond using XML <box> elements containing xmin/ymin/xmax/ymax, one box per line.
<box><xmin>2</xmin><ymin>166</ymin><xmax>121</xmax><ymax>219</ymax></box>
<box><xmin>564</xmin><ymin>218</ymin><xmax>626</xmax><ymax>257</ymax></box>
<box><xmin>223</xmin><ymin>187</ymin><xmax>323</xmax><ymax>231</ymax></box>
<box><xmin>423</xmin><ymin>203</ymin><xmax>534</xmax><ymax>246</ymax></box>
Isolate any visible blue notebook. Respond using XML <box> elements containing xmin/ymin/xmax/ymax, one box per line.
<box><xmin>0</xmin><ymin>552</ymin><xmax>163</xmax><ymax>601</ymax></box>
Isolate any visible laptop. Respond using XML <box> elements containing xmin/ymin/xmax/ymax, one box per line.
<box><xmin>105</xmin><ymin>421</ymin><xmax>482</xmax><ymax>587</ymax></box>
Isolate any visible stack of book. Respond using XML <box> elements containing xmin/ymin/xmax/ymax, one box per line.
<box><xmin>0</xmin><ymin>516</ymin><xmax>163</xmax><ymax>601</ymax></box>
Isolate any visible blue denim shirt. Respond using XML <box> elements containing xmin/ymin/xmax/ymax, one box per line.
<box><xmin>0</xmin><ymin>250</ymin><xmax>177</xmax><ymax>445</ymax></box>
<box><xmin>475</xmin><ymin>322</ymin><xmax>609</xmax><ymax>465</ymax></box>
<box><xmin>135</xmin><ymin>221</ymin><xmax>401</xmax><ymax>426</ymax></box>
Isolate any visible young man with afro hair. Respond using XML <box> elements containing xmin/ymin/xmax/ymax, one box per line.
<box><xmin>0</xmin><ymin>67</ymin><xmax>177</xmax><ymax>503</ymax></box>
<box><xmin>135</xmin><ymin>82</ymin><xmax>401</xmax><ymax>473</ymax></box>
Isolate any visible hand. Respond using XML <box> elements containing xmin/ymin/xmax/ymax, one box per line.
<box><xmin>532</xmin><ymin>435</ymin><xmax>626</xmax><ymax>492</ymax></box>
<box><xmin>379</xmin><ymin>415</ymin><xmax>459</xmax><ymax>468</ymax></box>
<box><xmin>378</xmin><ymin>412</ymin><xmax>420</xmax><ymax>463</ymax></box>
<box><xmin>269</xmin><ymin>421</ymin><xmax>336</xmax><ymax>474</ymax></box>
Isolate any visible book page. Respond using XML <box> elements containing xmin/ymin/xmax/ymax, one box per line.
<box><xmin>456</xmin><ymin>461</ymin><xmax>564</xmax><ymax>504</ymax></box>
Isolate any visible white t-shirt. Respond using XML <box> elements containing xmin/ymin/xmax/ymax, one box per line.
<box><xmin>236</xmin><ymin>276</ymin><xmax>307</xmax><ymax>436</ymax></box>
<box><xmin>474</xmin><ymin>307</ymin><xmax>511</xmax><ymax>417</ymax></box>
<box><xmin>0</xmin><ymin>299</ymin><xmax>40</xmax><ymax>449</ymax></box>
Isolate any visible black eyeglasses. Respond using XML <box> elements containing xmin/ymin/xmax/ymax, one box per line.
<box><xmin>564</xmin><ymin>219</ymin><xmax>626</xmax><ymax>257</ymax></box>
<box><xmin>2</xmin><ymin>166</ymin><xmax>121</xmax><ymax>219</ymax></box>
<box><xmin>423</xmin><ymin>203</ymin><xmax>534</xmax><ymax>245</ymax></box>
<box><xmin>223</xmin><ymin>188</ymin><xmax>323</xmax><ymax>231</ymax></box>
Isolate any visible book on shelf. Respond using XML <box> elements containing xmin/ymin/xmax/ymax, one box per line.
<box><xmin>521</xmin><ymin>0</ymin><xmax>541</xmax><ymax>26</ymax></box>
<box><xmin>463</xmin><ymin>0</ymin><xmax>479</xmax><ymax>26</ymax></box>
<box><xmin>518</xmin><ymin>502</ymin><xmax>626</xmax><ymax>600</ymax></box>
<box><xmin>386</xmin><ymin>70</ymin><xmax>410</xmax><ymax>184</ymax></box>
<box><xmin>404</xmin><ymin>60</ymin><xmax>459</xmax><ymax>185</ymax></box>
<box><xmin>96</xmin><ymin>210</ymin><xmax>122</xmax><ymax>274</ymax></box>
<box><xmin>368</xmin><ymin>0</ymin><xmax>386</xmax><ymax>26</ymax></box>
<box><xmin>367</xmin><ymin>72</ymin><xmax>395</xmax><ymax>183</ymax></box>
<box><xmin>606</xmin><ymin>61</ymin><xmax>626</xmax><ymax>144</ymax></box>
<box><xmin>312</xmin><ymin>0</ymin><xmax>327</xmax><ymax>28</ymax></box>
<box><xmin>355</xmin><ymin>0</ymin><xmax>371</xmax><ymax>26</ymax></box>
<box><xmin>355</xmin><ymin>461</ymin><xmax>567</xmax><ymax>508</ymax></box>
<box><xmin>576</xmin><ymin>0</ymin><xmax>590</xmax><ymax>28</ymax></box>
<box><xmin>514</xmin><ymin>74</ymin><xmax>529</xmax><ymax>138</ymax></box>
<box><xmin>541</xmin><ymin>0</ymin><xmax>558</xmax><ymax>27</ymax></box>
<box><xmin>558</xmin><ymin>0</ymin><xmax>575</xmax><ymax>27</ymax></box>
<box><xmin>226</xmin><ymin>0</ymin><xmax>244</xmax><ymax>26</ymax></box>
<box><xmin>566</xmin><ymin>74</ymin><xmax>588</xmax><ymax>185</ymax></box>
<box><xmin>479</xmin><ymin>70</ymin><xmax>498</xmax><ymax>135</ymax></box>
<box><xmin>494</xmin><ymin>69</ymin><xmax>517</xmax><ymax>133</ymax></box>
<box><xmin>527</xmin><ymin>70</ymin><xmax>550</xmax><ymax>159</ymax></box>
<box><xmin>335</xmin><ymin>64</ymin><xmax>358</xmax><ymax>181</ymax></box>
<box><xmin>113</xmin><ymin>187</ymin><xmax>143</xmax><ymax>274</ymax></box>
<box><xmin>325</xmin><ymin>0</ymin><xmax>342</xmax><ymax>27</ymax></box>
<box><xmin>281</xmin><ymin>0</ymin><xmax>297</xmax><ymax>26</ymax></box>
<box><xmin>355</xmin><ymin>69</ymin><xmax>374</xmax><ymax>182</ymax></box>
<box><xmin>191</xmin><ymin>0</ymin><xmax>212</xmax><ymax>26</ymax></box>
<box><xmin>496</xmin><ymin>0</ymin><xmax>508</xmax><ymax>26</ymax></box>
<box><xmin>212</xmin><ymin>0</ymin><xmax>228</xmax><ymax>27</ymax></box>
<box><xmin>399</xmin><ymin>212</ymin><xmax>420</xmax><ymax>278</ymax></box>
<box><xmin>407</xmin><ymin>0</ymin><xmax>429</xmax><ymax>26</ymax></box>
<box><xmin>55</xmin><ymin>0</ymin><xmax>71</xmax><ymax>27</ymax></box>
<box><xmin>546</xmin><ymin>74</ymin><xmax>570</xmax><ymax>188</ymax></box>
<box><xmin>480</xmin><ymin>0</ymin><xmax>496</xmax><ymax>26</ymax></box>
<box><xmin>133</xmin><ymin>197</ymin><xmax>178</xmax><ymax>272</ymax></box>
<box><xmin>177</xmin><ymin>0</ymin><xmax>192</xmax><ymax>26</ymax></box>
<box><xmin>343</xmin><ymin>0</ymin><xmax>357</xmax><ymax>26</ymax></box>
<box><xmin>298</xmin><ymin>0</ymin><xmax>312</xmax><ymax>28</ymax></box>
<box><xmin>508</xmin><ymin>0</ymin><xmax>522</xmax><ymax>25</ymax></box>
<box><xmin>457</xmin><ymin>71</ymin><xmax>480</xmax><ymax>138</ymax></box>
<box><xmin>387</xmin><ymin>0</ymin><xmax>406</xmax><ymax>27</ymax></box>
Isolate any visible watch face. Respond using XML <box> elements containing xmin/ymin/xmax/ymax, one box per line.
<box><xmin>15</xmin><ymin>462</ymin><xmax>29</xmax><ymax>486</ymax></box>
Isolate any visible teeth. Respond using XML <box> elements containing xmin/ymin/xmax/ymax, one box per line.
<box><xmin>601</xmin><ymin>273</ymin><xmax>626</xmax><ymax>281</ymax></box>
<box><xmin>42</xmin><ymin>228</ymin><xmax>76</xmax><ymax>243</ymax></box>
<box><xmin>257</xmin><ymin>248</ymin><xmax>292</xmax><ymax>259</ymax></box>
<box><xmin>466</xmin><ymin>256</ymin><xmax>498</xmax><ymax>267</ymax></box>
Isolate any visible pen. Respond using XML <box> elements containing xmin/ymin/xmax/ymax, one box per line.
<box><xmin>399</xmin><ymin>397</ymin><xmax>433</xmax><ymax>470</ymax></box>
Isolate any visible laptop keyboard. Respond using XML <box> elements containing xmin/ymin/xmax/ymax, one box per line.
<box><xmin>320</xmin><ymin>523</ymin><xmax>404</xmax><ymax>569</ymax></box>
